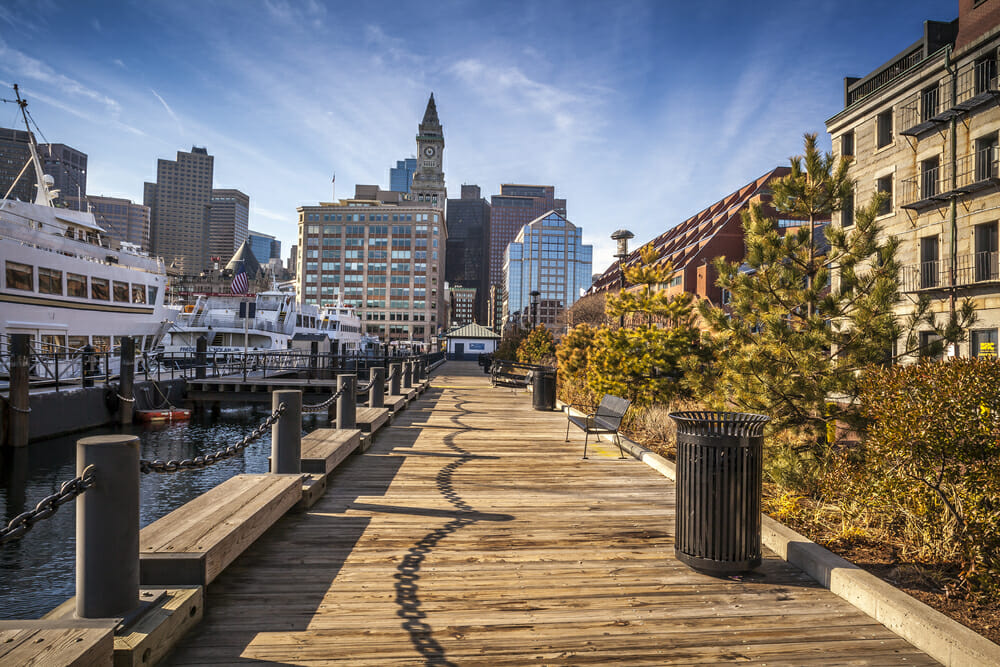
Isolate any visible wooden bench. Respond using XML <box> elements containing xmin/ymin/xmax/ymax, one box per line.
<box><xmin>301</xmin><ymin>428</ymin><xmax>361</xmax><ymax>475</ymax></box>
<box><xmin>490</xmin><ymin>361</ymin><xmax>530</xmax><ymax>391</ymax></box>
<box><xmin>139</xmin><ymin>473</ymin><xmax>302</xmax><ymax>586</ymax></box>
<box><xmin>384</xmin><ymin>394</ymin><xmax>407</xmax><ymax>413</ymax></box>
<box><xmin>0</xmin><ymin>621</ymin><xmax>114</xmax><ymax>666</ymax></box>
<box><xmin>356</xmin><ymin>407</ymin><xmax>389</xmax><ymax>433</ymax></box>
<box><xmin>565</xmin><ymin>395</ymin><xmax>632</xmax><ymax>459</ymax></box>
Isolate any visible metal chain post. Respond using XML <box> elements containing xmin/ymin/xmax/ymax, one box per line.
<box><xmin>271</xmin><ymin>390</ymin><xmax>302</xmax><ymax>474</ymax></box>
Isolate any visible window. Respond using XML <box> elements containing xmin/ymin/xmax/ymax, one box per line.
<box><xmin>975</xmin><ymin>221</ymin><xmax>998</xmax><ymax>281</ymax></box>
<box><xmin>921</xmin><ymin>156</ymin><xmax>939</xmax><ymax>198</ymax></box>
<box><xmin>91</xmin><ymin>277</ymin><xmax>109</xmax><ymax>300</ymax></box>
<box><xmin>841</xmin><ymin>193</ymin><xmax>854</xmax><ymax>228</ymax></box>
<box><xmin>132</xmin><ymin>284</ymin><xmax>146</xmax><ymax>304</ymax></box>
<box><xmin>840</xmin><ymin>131</ymin><xmax>854</xmax><ymax>157</ymax></box>
<box><xmin>38</xmin><ymin>267</ymin><xmax>62</xmax><ymax>295</ymax></box>
<box><xmin>876</xmin><ymin>175</ymin><xmax>893</xmax><ymax>216</ymax></box>
<box><xmin>67</xmin><ymin>273</ymin><xmax>87</xmax><ymax>297</ymax></box>
<box><xmin>5</xmin><ymin>261</ymin><xmax>32</xmax><ymax>291</ymax></box>
<box><xmin>921</xmin><ymin>84</ymin><xmax>939</xmax><ymax>122</ymax></box>
<box><xmin>972</xmin><ymin>329</ymin><xmax>998</xmax><ymax>358</ymax></box>
<box><xmin>920</xmin><ymin>235</ymin><xmax>939</xmax><ymax>288</ymax></box>
<box><xmin>919</xmin><ymin>331</ymin><xmax>944</xmax><ymax>359</ymax></box>
<box><xmin>975</xmin><ymin>53</ymin><xmax>997</xmax><ymax>95</ymax></box>
<box><xmin>976</xmin><ymin>133</ymin><xmax>997</xmax><ymax>181</ymax></box>
<box><xmin>147</xmin><ymin>285</ymin><xmax>158</xmax><ymax>305</ymax></box>
<box><xmin>876</xmin><ymin>109</ymin><xmax>893</xmax><ymax>148</ymax></box>
<box><xmin>113</xmin><ymin>281</ymin><xmax>130</xmax><ymax>303</ymax></box>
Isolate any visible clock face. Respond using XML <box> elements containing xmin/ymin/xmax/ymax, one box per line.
<box><xmin>423</xmin><ymin>146</ymin><xmax>435</xmax><ymax>157</ymax></box>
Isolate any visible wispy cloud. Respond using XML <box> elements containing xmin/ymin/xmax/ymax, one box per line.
<box><xmin>90</xmin><ymin>18</ymin><xmax>101</xmax><ymax>32</ymax></box>
<box><xmin>150</xmin><ymin>88</ymin><xmax>183</xmax><ymax>135</ymax></box>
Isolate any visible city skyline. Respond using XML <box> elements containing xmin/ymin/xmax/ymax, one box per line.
<box><xmin>0</xmin><ymin>0</ymin><xmax>953</xmax><ymax>273</ymax></box>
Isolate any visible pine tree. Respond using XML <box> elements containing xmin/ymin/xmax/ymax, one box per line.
<box><xmin>699</xmin><ymin>133</ymin><xmax>903</xmax><ymax>445</ymax></box>
<box><xmin>516</xmin><ymin>325</ymin><xmax>556</xmax><ymax>365</ymax></box>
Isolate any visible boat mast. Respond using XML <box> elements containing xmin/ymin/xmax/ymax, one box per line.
<box><xmin>10</xmin><ymin>85</ymin><xmax>55</xmax><ymax>207</ymax></box>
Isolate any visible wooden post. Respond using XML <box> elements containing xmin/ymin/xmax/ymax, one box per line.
<box><xmin>337</xmin><ymin>374</ymin><xmax>357</xmax><ymax>430</ymax></box>
<box><xmin>76</xmin><ymin>434</ymin><xmax>140</xmax><ymax>619</ymax></box>
<box><xmin>389</xmin><ymin>362</ymin><xmax>401</xmax><ymax>396</ymax></box>
<box><xmin>271</xmin><ymin>390</ymin><xmax>302</xmax><ymax>474</ymax></box>
<box><xmin>119</xmin><ymin>336</ymin><xmax>135</xmax><ymax>425</ymax></box>
<box><xmin>369</xmin><ymin>367</ymin><xmax>385</xmax><ymax>408</ymax></box>
<box><xmin>195</xmin><ymin>335</ymin><xmax>207</xmax><ymax>380</ymax></box>
<box><xmin>402</xmin><ymin>360</ymin><xmax>413</xmax><ymax>389</ymax></box>
<box><xmin>9</xmin><ymin>334</ymin><xmax>30</xmax><ymax>448</ymax></box>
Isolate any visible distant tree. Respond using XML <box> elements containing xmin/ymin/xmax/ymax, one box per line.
<box><xmin>517</xmin><ymin>325</ymin><xmax>556</xmax><ymax>365</ymax></box>
<box><xmin>495</xmin><ymin>323</ymin><xmax>528</xmax><ymax>361</ymax></box>
<box><xmin>587</xmin><ymin>246</ymin><xmax>707</xmax><ymax>406</ymax></box>
<box><xmin>568</xmin><ymin>292</ymin><xmax>608</xmax><ymax>328</ymax></box>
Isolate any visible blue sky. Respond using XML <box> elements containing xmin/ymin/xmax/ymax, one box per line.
<box><xmin>0</xmin><ymin>0</ymin><xmax>954</xmax><ymax>274</ymax></box>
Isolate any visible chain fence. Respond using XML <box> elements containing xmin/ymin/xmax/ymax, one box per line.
<box><xmin>139</xmin><ymin>403</ymin><xmax>285</xmax><ymax>473</ymax></box>
<box><xmin>1</xmin><ymin>465</ymin><xmax>96</xmax><ymax>545</ymax></box>
<box><xmin>302</xmin><ymin>386</ymin><xmax>345</xmax><ymax>413</ymax></box>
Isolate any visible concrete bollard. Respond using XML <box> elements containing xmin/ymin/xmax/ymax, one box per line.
<box><xmin>119</xmin><ymin>336</ymin><xmax>135</xmax><ymax>425</ymax></box>
<box><xmin>9</xmin><ymin>334</ymin><xmax>30</xmax><ymax>448</ymax></box>
<box><xmin>76</xmin><ymin>435</ymin><xmax>140</xmax><ymax>619</ymax></box>
<box><xmin>402</xmin><ymin>360</ymin><xmax>413</xmax><ymax>389</ymax></box>
<box><xmin>337</xmin><ymin>374</ymin><xmax>357</xmax><ymax>430</ymax></box>
<box><xmin>271</xmin><ymin>390</ymin><xmax>302</xmax><ymax>474</ymax></box>
<box><xmin>389</xmin><ymin>362</ymin><xmax>401</xmax><ymax>396</ymax></box>
<box><xmin>369</xmin><ymin>367</ymin><xmax>385</xmax><ymax>408</ymax></box>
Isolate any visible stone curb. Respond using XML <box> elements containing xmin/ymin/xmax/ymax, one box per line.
<box><xmin>558</xmin><ymin>401</ymin><xmax>1000</xmax><ymax>667</ymax></box>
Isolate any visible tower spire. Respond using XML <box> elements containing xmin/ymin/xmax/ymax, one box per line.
<box><xmin>420</xmin><ymin>93</ymin><xmax>441</xmax><ymax>134</ymax></box>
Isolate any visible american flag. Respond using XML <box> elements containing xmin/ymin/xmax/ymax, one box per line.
<box><xmin>231</xmin><ymin>262</ymin><xmax>248</xmax><ymax>295</ymax></box>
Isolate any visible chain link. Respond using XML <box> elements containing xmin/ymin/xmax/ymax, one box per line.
<box><xmin>139</xmin><ymin>403</ymin><xmax>286</xmax><ymax>473</ymax></box>
<box><xmin>1</xmin><ymin>466</ymin><xmax>96</xmax><ymax>545</ymax></box>
<box><xmin>8</xmin><ymin>404</ymin><xmax>31</xmax><ymax>414</ymax></box>
<box><xmin>303</xmin><ymin>386</ymin><xmax>345</xmax><ymax>413</ymax></box>
<box><xmin>356</xmin><ymin>378</ymin><xmax>376</xmax><ymax>394</ymax></box>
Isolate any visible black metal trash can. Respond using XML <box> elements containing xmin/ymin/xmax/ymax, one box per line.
<box><xmin>532</xmin><ymin>367</ymin><xmax>557</xmax><ymax>411</ymax></box>
<box><xmin>669</xmin><ymin>411</ymin><xmax>770</xmax><ymax>574</ymax></box>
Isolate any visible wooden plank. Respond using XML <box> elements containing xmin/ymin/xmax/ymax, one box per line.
<box><xmin>0</xmin><ymin>622</ymin><xmax>114</xmax><ymax>667</ymax></box>
<box><xmin>166</xmin><ymin>362</ymin><xmax>937</xmax><ymax>666</ymax></box>
<box><xmin>384</xmin><ymin>395</ymin><xmax>407</xmax><ymax>413</ymax></box>
<box><xmin>356</xmin><ymin>407</ymin><xmax>389</xmax><ymax>433</ymax></box>
<box><xmin>300</xmin><ymin>428</ymin><xmax>361</xmax><ymax>475</ymax></box>
<box><xmin>140</xmin><ymin>474</ymin><xmax>302</xmax><ymax>586</ymax></box>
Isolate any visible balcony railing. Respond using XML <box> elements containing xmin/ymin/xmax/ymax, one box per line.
<box><xmin>900</xmin><ymin>251</ymin><xmax>1000</xmax><ymax>292</ymax></box>
<box><xmin>899</xmin><ymin>57</ymin><xmax>998</xmax><ymax>136</ymax></box>
<box><xmin>899</xmin><ymin>148</ymin><xmax>999</xmax><ymax>210</ymax></box>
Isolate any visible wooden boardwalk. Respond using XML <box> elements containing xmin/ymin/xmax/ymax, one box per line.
<box><xmin>168</xmin><ymin>362</ymin><xmax>935</xmax><ymax>666</ymax></box>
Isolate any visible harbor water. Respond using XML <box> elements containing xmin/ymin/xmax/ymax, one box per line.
<box><xmin>0</xmin><ymin>406</ymin><xmax>324</xmax><ymax>619</ymax></box>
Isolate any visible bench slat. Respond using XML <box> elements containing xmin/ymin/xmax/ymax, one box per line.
<box><xmin>301</xmin><ymin>428</ymin><xmax>361</xmax><ymax>475</ymax></box>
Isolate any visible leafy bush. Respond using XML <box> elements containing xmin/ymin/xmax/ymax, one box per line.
<box><xmin>556</xmin><ymin>324</ymin><xmax>598</xmax><ymax>406</ymax></box>
<box><xmin>516</xmin><ymin>325</ymin><xmax>556</xmax><ymax>365</ymax></box>
<box><xmin>495</xmin><ymin>323</ymin><xmax>528</xmax><ymax>361</ymax></box>
<box><xmin>858</xmin><ymin>359</ymin><xmax>1000</xmax><ymax>596</ymax></box>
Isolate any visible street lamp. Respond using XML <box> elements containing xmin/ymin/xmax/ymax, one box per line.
<box><xmin>530</xmin><ymin>290</ymin><xmax>541</xmax><ymax>328</ymax></box>
<box><xmin>611</xmin><ymin>229</ymin><xmax>634</xmax><ymax>328</ymax></box>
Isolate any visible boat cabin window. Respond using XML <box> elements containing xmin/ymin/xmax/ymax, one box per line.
<box><xmin>67</xmin><ymin>273</ymin><xmax>87</xmax><ymax>298</ymax></box>
<box><xmin>68</xmin><ymin>335</ymin><xmax>88</xmax><ymax>351</ymax></box>
<box><xmin>92</xmin><ymin>336</ymin><xmax>110</xmax><ymax>353</ymax></box>
<box><xmin>132</xmin><ymin>284</ymin><xmax>146</xmax><ymax>304</ymax></box>
<box><xmin>38</xmin><ymin>267</ymin><xmax>63</xmax><ymax>295</ymax></box>
<box><xmin>91</xmin><ymin>277</ymin><xmax>109</xmax><ymax>300</ymax></box>
<box><xmin>5</xmin><ymin>261</ymin><xmax>33</xmax><ymax>291</ymax></box>
<box><xmin>113</xmin><ymin>281</ymin><xmax>130</xmax><ymax>303</ymax></box>
<box><xmin>40</xmin><ymin>334</ymin><xmax>66</xmax><ymax>354</ymax></box>
<box><xmin>147</xmin><ymin>285</ymin><xmax>158</xmax><ymax>305</ymax></box>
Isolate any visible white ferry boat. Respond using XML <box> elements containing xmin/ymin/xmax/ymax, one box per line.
<box><xmin>0</xmin><ymin>86</ymin><xmax>175</xmax><ymax>376</ymax></box>
<box><xmin>319</xmin><ymin>303</ymin><xmax>364</xmax><ymax>355</ymax></box>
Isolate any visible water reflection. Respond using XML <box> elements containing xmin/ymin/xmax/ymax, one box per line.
<box><xmin>0</xmin><ymin>406</ymin><xmax>324</xmax><ymax>619</ymax></box>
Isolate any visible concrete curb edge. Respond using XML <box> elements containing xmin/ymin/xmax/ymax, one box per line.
<box><xmin>557</xmin><ymin>400</ymin><xmax>1000</xmax><ymax>667</ymax></box>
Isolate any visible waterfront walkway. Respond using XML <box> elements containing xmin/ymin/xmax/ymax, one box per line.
<box><xmin>168</xmin><ymin>362</ymin><xmax>933</xmax><ymax>665</ymax></box>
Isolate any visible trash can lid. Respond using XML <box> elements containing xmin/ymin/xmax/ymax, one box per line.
<box><xmin>669</xmin><ymin>411</ymin><xmax>770</xmax><ymax>437</ymax></box>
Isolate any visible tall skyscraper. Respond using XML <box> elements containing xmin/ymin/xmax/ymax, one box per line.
<box><xmin>296</xmin><ymin>95</ymin><xmax>447</xmax><ymax>345</ymax></box>
<box><xmin>411</xmin><ymin>94</ymin><xmax>446</xmax><ymax>209</ymax></box>
<box><xmin>40</xmin><ymin>143</ymin><xmax>87</xmax><ymax>209</ymax></box>
<box><xmin>209</xmin><ymin>188</ymin><xmax>250</xmax><ymax>261</ymax></box>
<box><xmin>503</xmin><ymin>210</ymin><xmax>592</xmax><ymax>331</ymax></box>
<box><xmin>145</xmin><ymin>146</ymin><xmax>214</xmax><ymax>274</ymax></box>
<box><xmin>248</xmin><ymin>230</ymin><xmax>280</xmax><ymax>265</ymax></box>
<box><xmin>0</xmin><ymin>127</ymin><xmax>37</xmax><ymax>203</ymax></box>
<box><xmin>446</xmin><ymin>184</ymin><xmax>491</xmax><ymax>323</ymax></box>
<box><xmin>489</xmin><ymin>184</ymin><xmax>566</xmax><ymax>325</ymax></box>
<box><xmin>390</xmin><ymin>157</ymin><xmax>417</xmax><ymax>193</ymax></box>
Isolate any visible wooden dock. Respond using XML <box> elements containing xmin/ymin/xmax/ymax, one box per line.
<box><xmin>166</xmin><ymin>362</ymin><xmax>935</xmax><ymax>665</ymax></box>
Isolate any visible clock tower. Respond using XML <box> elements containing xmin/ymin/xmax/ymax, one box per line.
<box><xmin>412</xmin><ymin>93</ymin><xmax>446</xmax><ymax>208</ymax></box>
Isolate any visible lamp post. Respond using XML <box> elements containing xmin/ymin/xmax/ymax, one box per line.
<box><xmin>611</xmin><ymin>229</ymin><xmax>634</xmax><ymax>329</ymax></box>
<box><xmin>530</xmin><ymin>290</ymin><xmax>541</xmax><ymax>328</ymax></box>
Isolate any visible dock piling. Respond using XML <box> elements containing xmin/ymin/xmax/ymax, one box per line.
<box><xmin>119</xmin><ymin>336</ymin><xmax>135</xmax><ymax>425</ymax></box>
<box><xmin>271</xmin><ymin>390</ymin><xmax>302</xmax><ymax>474</ymax></box>
<box><xmin>369</xmin><ymin>367</ymin><xmax>385</xmax><ymax>408</ymax></box>
<box><xmin>337</xmin><ymin>374</ymin><xmax>357</xmax><ymax>430</ymax></box>
<box><xmin>389</xmin><ymin>362</ymin><xmax>401</xmax><ymax>396</ymax></box>
<box><xmin>9</xmin><ymin>334</ymin><xmax>30</xmax><ymax>447</ymax></box>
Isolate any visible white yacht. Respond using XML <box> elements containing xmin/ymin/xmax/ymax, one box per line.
<box><xmin>0</xmin><ymin>86</ymin><xmax>175</xmax><ymax>376</ymax></box>
<box><xmin>318</xmin><ymin>303</ymin><xmax>364</xmax><ymax>355</ymax></box>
